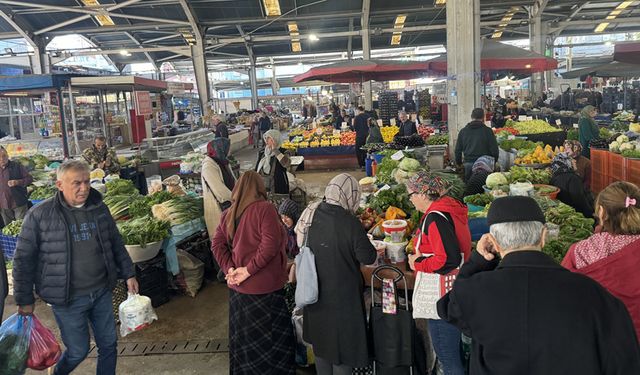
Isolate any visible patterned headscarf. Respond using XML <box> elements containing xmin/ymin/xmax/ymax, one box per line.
<box><xmin>472</xmin><ymin>156</ymin><xmax>495</xmax><ymax>174</ymax></box>
<box><xmin>563</xmin><ymin>140</ymin><xmax>583</xmax><ymax>159</ymax></box>
<box><xmin>551</xmin><ymin>152</ymin><xmax>574</xmax><ymax>175</ymax></box>
<box><xmin>406</xmin><ymin>171</ymin><xmax>452</xmax><ymax>197</ymax></box>
<box><xmin>294</xmin><ymin>173</ymin><xmax>361</xmax><ymax>246</ymax></box>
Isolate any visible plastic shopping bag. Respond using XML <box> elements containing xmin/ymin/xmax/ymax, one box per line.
<box><xmin>118</xmin><ymin>293</ymin><xmax>158</xmax><ymax>337</ymax></box>
<box><xmin>0</xmin><ymin>313</ymin><xmax>31</xmax><ymax>375</ymax></box>
<box><xmin>26</xmin><ymin>315</ymin><xmax>61</xmax><ymax>370</ymax></box>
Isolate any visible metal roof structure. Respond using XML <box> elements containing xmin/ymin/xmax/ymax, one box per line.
<box><xmin>0</xmin><ymin>0</ymin><xmax>638</xmax><ymax>73</ymax></box>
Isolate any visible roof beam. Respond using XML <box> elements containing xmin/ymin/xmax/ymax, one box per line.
<box><xmin>34</xmin><ymin>0</ymin><xmax>142</xmax><ymax>35</ymax></box>
<box><xmin>62</xmin><ymin>45</ymin><xmax>190</xmax><ymax>57</ymax></box>
<box><xmin>46</xmin><ymin>23</ymin><xmax>180</xmax><ymax>36</ymax></box>
<box><xmin>0</xmin><ymin>9</ymin><xmax>37</xmax><ymax>48</ymax></box>
<box><xmin>347</xmin><ymin>17</ymin><xmax>354</xmax><ymax>59</ymax></box>
<box><xmin>549</xmin><ymin>2</ymin><xmax>589</xmax><ymax>34</ymax></box>
<box><xmin>0</xmin><ymin>1</ymin><xmax>189</xmax><ymax>27</ymax></box>
<box><xmin>124</xmin><ymin>32</ymin><xmax>158</xmax><ymax>71</ymax></box>
<box><xmin>142</xmin><ymin>33</ymin><xmax>182</xmax><ymax>44</ymax></box>
<box><xmin>551</xmin><ymin>15</ymin><xmax>640</xmax><ymax>32</ymax></box>
<box><xmin>177</xmin><ymin>0</ymin><xmax>202</xmax><ymax>44</ymax></box>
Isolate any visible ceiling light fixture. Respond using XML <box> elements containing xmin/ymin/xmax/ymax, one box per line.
<box><xmin>81</xmin><ymin>0</ymin><xmax>115</xmax><ymax>27</ymax></box>
<box><xmin>262</xmin><ymin>0</ymin><xmax>282</xmax><ymax>17</ymax></box>
<box><xmin>594</xmin><ymin>22</ymin><xmax>610</xmax><ymax>33</ymax></box>
<box><xmin>434</xmin><ymin>0</ymin><xmax>446</xmax><ymax>6</ymax></box>
<box><xmin>491</xmin><ymin>6</ymin><xmax>519</xmax><ymax>39</ymax></box>
<box><xmin>288</xmin><ymin>22</ymin><xmax>302</xmax><ymax>52</ymax></box>
<box><xmin>308</xmin><ymin>34</ymin><xmax>319</xmax><ymax>41</ymax></box>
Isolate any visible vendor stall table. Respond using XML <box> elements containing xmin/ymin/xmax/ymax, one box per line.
<box><xmin>296</xmin><ymin>145</ymin><xmax>357</xmax><ymax>170</ymax></box>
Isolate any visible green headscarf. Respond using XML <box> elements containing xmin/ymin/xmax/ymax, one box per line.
<box><xmin>580</xmin><ymin>105</ymin><xmax>596</xmax><ymax>119</ymax></box>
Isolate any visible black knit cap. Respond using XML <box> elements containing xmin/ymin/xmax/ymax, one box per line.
<box><xmin>278</xmin><ymin>199</ymin><xmax>300</xmax><ymax>223</ymax></box>
<box><xmin>487</xmin><ymin>196</ymin><xmax>546</xmax><ymax>225</ymax></box>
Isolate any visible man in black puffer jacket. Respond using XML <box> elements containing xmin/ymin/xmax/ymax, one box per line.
<box><xmin>13</xmin><ymin>160</ymin><xmax>138</xmax><ymax>375</ymax></box>
<box><xmin>455</xmin><ymin>108</ymin><xmax>499</xmax><ymax>182</ymax></box>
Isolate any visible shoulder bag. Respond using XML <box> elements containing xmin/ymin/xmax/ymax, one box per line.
<box><xmin>294</xmin><ymin>225</ymin><xmax>318</xmax><ymax>308</ymax></box>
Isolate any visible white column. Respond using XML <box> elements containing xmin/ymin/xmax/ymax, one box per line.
<box><xmin>361</xmin><ymin>0</ymin><xmax>372</xmax><ymax>110</ymax></box>
<box><xmin>530</xmin><ymin>16</ymin><xmax>548</xmax><ymax>100</ymax></box>
<box><xmin>249</xmin><ymin>56</ymin><xmax>259</xmax><ymax>110</ymax></box>
<box><xmin>191</xmin><ymin>43</ymin><xmax>210</xmax><ymax>111</ymax></box>
<box><xmin>446</xmin><ymin>0</ymin><xmax>481</xmax><ymax>154</ymax></box>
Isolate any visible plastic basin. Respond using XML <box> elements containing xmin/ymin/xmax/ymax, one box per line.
<box><xmin>382</xmin><ymin>219</ymin><xmax>408</xmax><ymax>243</ymax></box>
<box><xmin>467</xmin><ymin>203</ymin><xmax>485</xmax><ymax>213</ymax></box>
<box><xmin>534</xmin><ymin>184</ymin><xmax>560</xmax><ymax>200</ymax></box>
<box><xmin>125</xmin><ymin>241</ymin><xmax>163</xmax><ymax>263</ymax></box>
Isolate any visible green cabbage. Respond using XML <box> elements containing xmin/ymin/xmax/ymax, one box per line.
<box><xmin>398</xmin><ymin>157</ymin><xmax>421</xmax><ymax>172</ymax></box>
<box><xmin>486</xmin><ymin>172</ymin><xmax>508</xmax><ymax>189</ymax></box>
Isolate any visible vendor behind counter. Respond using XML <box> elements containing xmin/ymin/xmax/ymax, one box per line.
<box><xmin>82</xmin><ymin>136</ymin><xmax>120</xmax><ymax>174</ymax></box>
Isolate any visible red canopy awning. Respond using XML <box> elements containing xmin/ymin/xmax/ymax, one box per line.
<box><xmin>293</xmin><ymin>59</ymin><xmax>439</xmax><ymax>83</ymax></box>
<box><xmin>614</xmin><ymin>42</ymin><xmax>640</xmax><ymax>65</ymax></box>
<box><xmin>428</xmin><ymin>40</ymin><xmax>558</xmax><ymax>75</ymax></box>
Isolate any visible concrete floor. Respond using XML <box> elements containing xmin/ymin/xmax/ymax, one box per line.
<box><xmin>3</xmin><ymin>145</ymin><xmax>363</xmax><ymax>375</ymax></box>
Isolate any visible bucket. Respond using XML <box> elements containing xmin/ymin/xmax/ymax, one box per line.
<box><xmin>382</xmin><ymin>220</ymin><xmax>408</xmax><ymax>243</ymax></box>
<box><xmin>385</xmin><ymin>240</ymin><xmax>408</xmax><ymax>262</ymax></box>
<box><xmin>365</xmin><ymin>158</ymin><xmax>373</xmax><ymax>177</ymax></box>
<box><xmin>373</xmin><ymin>153</ymin><xmax>385</xmax><ymax>164</ymax></box>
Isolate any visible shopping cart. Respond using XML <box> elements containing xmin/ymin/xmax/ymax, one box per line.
<box><xmin>370</xmin><ymin>265</ymin><xmax>414</xmax><ymax>375</ymax></box>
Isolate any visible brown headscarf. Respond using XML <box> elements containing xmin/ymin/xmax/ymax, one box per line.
<box><xmin>226</xmin><ymin>170</ymin><xmax>267</xmax><ymax>240</ymax></box>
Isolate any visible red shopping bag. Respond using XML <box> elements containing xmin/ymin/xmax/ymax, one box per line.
<box><xmin>26</xmin><ymin>315</ymin><xmax>61</xmax><ymax>370</ymax></box>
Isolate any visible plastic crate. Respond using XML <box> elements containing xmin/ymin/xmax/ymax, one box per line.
<box><xmin>590</xmin><ymin>149</ymin><xmax>609</xmax><ymax>175</ymax></box>
<box><xmin>608</xmin><ymin>153</ymin><xmax>627</xmax><ymax>181</ymax></box>
<box><xmin>591</xmin><ymin>170</ymin><xmax>609</xmax><ymax>194</ymax></box>
<box><xmin>0</xmin><ymin>234</ymin><xmax>18</xmax><ymax>259</ymax></box>
<box><xmin>469</xmin><ymin>218</ymin><xmax>489</xmax><ymax>241</ymax></box>
<box><xmin>140</xmin><ymin>283</ymin><xmax>170</xmax><ymax>308</ymax></box>
<box><xmin>627</xmin><ymin>159</ymin><xmax>640</xmax><ymax>187</ymax></box>
<box><xmin>135</xmin><ymin>252</ymin><xmax>168</xmax><ymax>291</ymax></box>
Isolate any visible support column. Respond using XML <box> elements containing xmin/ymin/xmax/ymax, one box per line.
<box><xmin>446</xmin><ymin>0</ymin><xmax>481</xmax><ymax>154</ymax></box>
<box><xmin>248</xmin><ymin>55</ymin><xmax>259</xmax><ymax>110</ymax></box>
<box><xmin>530</xmin><ymin>16</ymin><xmax>548</xmax><ymax>100</ymax></box>
<box><xmin>361</xmin><ymin>0</ymin><xmax>372</xmax><ymax>110</ymax></box>
<box><xmin>191</xmin><ymin>43</ymin><xmax>210</xmax><ymax>111</ymax></box>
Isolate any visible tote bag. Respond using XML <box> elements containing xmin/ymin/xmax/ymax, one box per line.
<box><xmin>412</xmin><ymin>211</ymin><xmax>463</xmax><ymax>320</ymax></box>
<box><xmin>294</xmin><ymin>229</ymin><xmax>318</xmax><ymax>307</ymax></box>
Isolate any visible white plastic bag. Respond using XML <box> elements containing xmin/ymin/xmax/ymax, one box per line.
<box><xmin>118</xmin><ymin>293</ymin><xmax>158</xmax><ymax>337</ymax></box>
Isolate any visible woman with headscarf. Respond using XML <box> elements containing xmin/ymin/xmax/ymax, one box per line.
<box><xmin>564</xmin><ymin>140</ymin><xmax>591</xmax><ymax>190</ymax></box>
<box><xmin>211</xmin><ymin>171</ymin><xmax>295</xmax><ymax>375</ymax></box>
<box><xmin>463</xmin><ymin>155</ymin><xmax>495</xmax><ymax>197</ymax></box>
<box><xmin>256</xmin><ymin>129</ymin><xmax>291</xmax><ymax>195</ymax></box>
<box><xmin>578</xmin><ymin>105</ymin><xmax>599</xmax><ymax>159</ymax></box>
<box><xmin>294</xmin><ymin>174</ymin><xmax>376</xmax><ymax>375</ymax></box>
<box><xmin>550</xmin><ymin>152</ymin><xmax>594</xmax><ymax>219</ymax></box>
<box><xmin>406</xmin><ymin>171</ymin><xmax>472</xmax><ymax>375</ymax></box>
<box><xmin>366</xmin><ymin>117</ymin><xmax>384</xmax><ymax>144</ymax></box>
<box><xmin>201</xmin><ymin>140</ymin><xmax>234</xmax><ymax>241</ymax></box>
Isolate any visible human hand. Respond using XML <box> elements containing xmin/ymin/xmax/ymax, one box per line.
<box><xmin>18</xmin><ymin>304</ymin><xmax>34</xmax><ymax>316</ymax></box>
<box><xmin>7</xmin><ymin>180</ymin><xmax>18</xmax><ymax>187</ymax></box>
<box><xmin>476</xmin><ymin>234</ymin><xmax>499</xmax><ymax>261</ymax></box>
<box><xmin>408</xmin><ymin>253</ymin><xmax>421</xmax><ymax>271</ymax></box>
<box><xmin>226</xmin><ymin>267</ymin><xmax>251</xmax><ymax>286</ymax></box>
<box><xmin>126</xmin><ymin>277</ymin><xmax>139</xmax><ymax>294</ymax></box>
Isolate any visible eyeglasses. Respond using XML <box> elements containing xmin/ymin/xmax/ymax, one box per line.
<box><xmin>408</xmin><ymin>192</ymin><xmax>418</xmax><ymax>198</ymax></box>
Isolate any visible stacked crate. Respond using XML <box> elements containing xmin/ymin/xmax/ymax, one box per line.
<box><xmin>378</xmin><ymin>91</ymin><xmax>399</xmax><ymax>125</ymax></box>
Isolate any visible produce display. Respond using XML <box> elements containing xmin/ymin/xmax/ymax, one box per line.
<box><xmin>514</xmin><ymin>145</ymin><xmax>561</xmax><ymax>165</ymax></box>
<box><xmin>509</xmin><ymin>119</ymin><xmax>562</xmax><ymax>134</ymax></box>
<box><xmin>105</xmin><ymin>179</ymin><xmax>139</xmax><ymax>197</ymax></box>
<box><xmin>417</xmin><ymin>89</ymin><xmax>431</xmax><ymax>119</ymax></box>
<box><xmin>493</xmin><ymin>127</ymin><xmax>520</xmax><ymax>136</ymax></box>
<box><xmin>2</xmin><ymin>220</ymin><xmax>22</xmax><ymax>236</ymax></box>
<box><xmin>609</xmin><ymin>134</ymin><xmax>634</xmax><ymax>154</ymax></box>
<box><xmin>614</xmin><ymin>111</ymin><xmax>635</xmax><ymax>122</ymax></box>
<box><xmin>29</xmin><ymin>186</ymin><xmax>57</xmax><ymax>200</ymax></box>
<box><xmin>128</xmin><ymin>191</ymin><xmax>176</xmax><ymax>219</ymax></box>
<box><xmin>463</xmin><ymin>193</ymin><xmax>493</xmax><ymax>207</ymax></box>
<box><xmin>430</xmin><ymin>172</ymin><xmax>465</xmax><ymax>201</ymax></box>
<box><xmin>32</xmin><ymin>154</ymin><xmax>49</xmax><ymax>170</ymax></box>
<box><xmin>393</xmin><ymin>134</ymin><xmax>425</xmax><ymax>148</ymax></box>
<box><xmin>151</xmin><ymin>195</ymin><xmax>204</xmax><ymax>226</ymax></box>
<box><xmin>508</xmin><ymin>166</ymin><xmax>552</xmax><ymax>185</ymax></box>
<box><xmin>426</xmin><ymin>134</ymin><xmax>449</xmax><ymax>145</ymax></box>
<box><xmin>543</xmin><ymin>203</ymin><xmax>594</xmax><ymax>262</ymax></box>
<box><xmin>417</xmin><ymin>125</ymin><xmax>434</xmax><ymax>140</ymax></box>
<box><xmin>566</xmin><ymin>129</ymin><xmax>578</xmax><ymax>141</ymax></box>
<box><xmin>499</xmin><ymin>139</ymin><xmax>540</xmax><ymax>155</ymax></box>
<box><xmin>375</xmin><ymin>150</ymin><xmax>401</xmax><ymax>184</ymax></box>
<box><xmin>621</xmin><ymin>149</ymin><xmax>640</xmax><ymax>158</ymax></box>
<box><xmin>486</xmin><ymin>172</ymin><xmax>508</xmax><ymax>189</ymax></box>
<box><xmin>589</xmin><ymin>138</ymin><xmax>611</xmax><ymax>149</ymax></box>
<box><xmin>12</xmin><ymin>156</ymin><xmax>35</xmax><ymax>171</ymax></box>
<box><xmin>367</xmin><ymin>184</ymin><xmax>413</xmax><ymax>215</ymax></box>
<box><xmin>117</xmin><ymin>216</ymin><xmax>170</xmax><ymax>247</ymax></box>
<box><xmin>600</xmin><ymin>128</ymin><xmax>612</xmax><ymax>139</ymax></box>
<box><xmin>381</xmin><ymin>126</ymin><xmax>399</xmax><ymax>143</ymax></box>
<box><xmin>394</xmin><ymin>157</ymin><xmax>421</xmax><ymax>184</ymax></box>
<box><xmin>283</xmin><ymin>130</ymin><xmax>356</xmax><ymax>149</ymax></box>
<box><xmin>104</xmin><ymin>194</ymin><xmax>139</xmax><ymax>221</ymax></box>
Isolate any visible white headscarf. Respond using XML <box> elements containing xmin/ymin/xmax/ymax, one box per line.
<box><xmin>295</xmin><ymin>173</ymin><xmax>361</xmax><ymax>246</ymax></box>
<box><xmin>257</xmin><ymin>129</ymin><xmax>282</xmax><ymax>174</ymax></box>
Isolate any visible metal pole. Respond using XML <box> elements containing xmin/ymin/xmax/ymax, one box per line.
<box><xmin>57</xmin><ymin>88</ymin><xmax>69</xmax><ymax>158</ymax></box>
<box><xmin>98</xmin><ymin>90</ymin><xmax>108</xmax><ymax>144</ymax></box>
<box><xmin>68</xmin><ymin>82</ymin><xmax>80</xmax><ymax>156</ymax></box>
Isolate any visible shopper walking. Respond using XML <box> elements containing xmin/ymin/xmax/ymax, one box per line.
<box><xmin>251</xmin><ymin>113</ymin><xmax>261</xmax><ymax>149</ymax></box>
<box><xmin>353</xmin><ymin>106</ymin><xmax>370</xmax><ymax>170</ymax></box>
<box><xmin>562</xmin><ymin>181</ymin><xmax>640</xmax><ymax>338</ymax></box>
<box><xmin>550</xmin><ymin>152</ymin><xmax>594</xmax><ymax>219</ymax></box>
<box><xmin>455</xmin><ymin>108</ymin><xmax>499</xmax><ymax>181</ymax></box>
<box><xmin>0</xmin><ymin>146</ymin><xmax>32</xmax><ymax>225</ymax></box>
<box><xmin>212</xmin><ymin>115</ymin><xmax>229</xmax><ymax>139</ymax></box>
<box><xmin>578</xmin><ymin>105</ymin><xmax>599</xmax><ymax>159</ymax></box>
<box><xmin>256</xmin><ymin>129</ymin><xmax>290</xmax><ymax>195</ymax></box>
<box><xmin>12</xmin><ymin>160</ymin><xmax>138</xmax><ymax>375</ymax></box>
<box><xmin>398</xmin><ymin>111</ymin><xmax>417</xmax><ymax>136</ymax></box>
<box><xmin>438</xmin><ymin>196</ymin><xmax>640</xmax><ymax>375</ymax></box>
<box><xmin>211</xmin><ymin>171</ymin><xmax>295</xmax><ymax>375</ymax></box>
<box><xmin>294</xmin><ymin>173</ymin><xmax>376</xmax><ymax>375</ymax></box>
<box><xmin>564</xmin><ymin>140</ymin><xmax>591</xmax><ymax>189</ymax></box>
<box><xmin>406</xmin><ymin>172</ymin><xmax>472</xmax><ymax>375</ymax></box>
<box><xmin>258</xmin><ymin>111</ymin><xmax>272</xmax><ymax>140</ymax></box>
<box><xmin>463</xmin><ymin>156</ymin><xmax>495</xmax><ymax>197</ymax></box>
<box><xmin>202</xmin><ymin>140</ymin><xmax>233</xmax><ymax>241</ymax></box>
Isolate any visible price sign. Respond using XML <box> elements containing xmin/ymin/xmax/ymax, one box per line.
<box><xmin>390</xmin><ymin>118</ymin><xmax>397</xmax><ymax>126</ymax></box>
<box><xmin>391</xmin><ymin>150</ymin><xmax>405</xmax><ymax>161</ymax></box>
<box><xmin>555</xmin><ymin>119</ymin><xmax>562</xmax><ymax>126</ymax></box>
<box><xmin>573</xmin><ymin>123</ymin><xmax>579</xmax><ymax>129</ymax></box>
<box><xmin>518</xmin><ymin>115</ymin><xmax>527</xmax><ymax>122</ymax></box>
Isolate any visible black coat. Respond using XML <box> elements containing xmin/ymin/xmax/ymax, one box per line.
<box><xmin>455</xmin><ymin>121</ymin><xmax>499</xmax><ymax>165</ymax></box>
<box><xmin>0</xmin><ymin>251</ymin><xmax>6</xmax><ymax>318</ymax></box>
<box><xmin>4</xmin><ymin>160</ymin><xmax>30</xmax><ymax>207</ymax></box>
<box><xmin>303</xmin><ymin>203</ymin><xmax>376</xmax><ymax>367</ymax></box>
<box><xmin>551</xmin><ymin>171</ymin><xmax>594</xmax><ymax>219</ymax></box>
<box><xmin>353</xmin><ymin>114</ymin><xmax>370</xmax><ymax>144</ymax></box>
<box><xmin>398</xmin><ymin>120</ymin><xmax>417</xmax><ymax>136</ymax></box>
<box><xmin>463</xmin><ymin>171</ymin><xmax>489</xmax><ymax>197</ymax></box>
<box><xmin>13</xmin><ymin>189</ymin><xmax>135</xmax><ymax>306</ymax></box>
<box><xmin>438</xmin><ymin>250</ymin><xmax>640</xmax><ymax>375</ymax></box>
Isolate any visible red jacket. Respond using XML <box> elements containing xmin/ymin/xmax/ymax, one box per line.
<box><xmin>212</xmin><ymin>200</ymin><xmax>287</xmax><ymax>295</ymax></box>
<box><xmin>563</xmin><ymin>235</ymin><xmax>640</xmax><ymax>339</ymax></box>
<box><xmin>413</xmin><ymin>196</ymin><xmax>472</xmax><ymax>274</ymax></box>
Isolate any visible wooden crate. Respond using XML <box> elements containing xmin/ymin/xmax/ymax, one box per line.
<box><xmin>591</xmin><ymin>170</ymin><xmax>609</xmax><ymax>195</ymax></box>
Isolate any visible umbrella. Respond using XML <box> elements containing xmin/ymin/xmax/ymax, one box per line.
<box><xmin>292</xmin><ymin>59</ymin><xmax>439</xmax><ymax>83</ymax></box>
<box><xmin>562</xmin><ymin>61</ymin><xmax>640</xmax><ymax>79</ymax></box>
<box><xmin>614</xmin><ymin>42</ymin><xmax>640</xmax><ymax>65</ymax></box>
<box><xmin>428</xmin><ymin>40</ymin><xmax>558</xmax><ymax>75</ymax></box>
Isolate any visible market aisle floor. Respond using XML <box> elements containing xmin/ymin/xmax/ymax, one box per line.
<box><xmin>2</xmin><ymin>145</ymin><xmax>361</xmax><ymax>374</ymax></box>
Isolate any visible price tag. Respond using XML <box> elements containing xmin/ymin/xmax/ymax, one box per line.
<box><xmin>342</xmin><ymin>122</ymin><xmax>348</xmax><ymax>128</ymax></box>
<box><xmin>377</xmin><ymin>119</ymin><xmax>384</xmax><ymax>127</ymax></box>
<box><xmin>518</xmin><ymin>115</ymin><xmax>527</xmax><ymax>122</ymax></box>
<box><xmin>434</xmin><ymin>129</ymin><xmax>440</xmax><ymax>134</ymax></box>
<box><xmin>573</xmin><ymin>123</ymin><xmax>579</xmax><ymax>129</ymax></box>
<box><xmin>618</xmin><ymin>103</ymin><xmax>624</xmax><ymax>110</ymax></box>
<box><xmin>391</xmin><ymin>150</ymin><xmax>405</xmax><ymax>161</ymax></box>
<box><xmin>526</xmin><ymin>116</ymin><xmax>533</xmax><ymax>121</ymax></box>
<box><xmin>390</xmin><ymin>118</ymin><xmax>397</xmax><ymax>126</ymax></box>
<box><xmin>374</xmin><ymin>184</ymin><xmax>391</xmax><ymax>196</ymax></box>
<box><xmin>555</xmin><ymin>119</ymin><xmax>562</xmax><ymax>126</ymax></box>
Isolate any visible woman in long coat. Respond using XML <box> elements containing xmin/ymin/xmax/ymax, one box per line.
<box><xmin>295</xmin><ymin>174</ymin><xmax>376</xmax><ymax>374</ymax></box>
<box><xmin>256</xmin><ymin>129</ymin><xmax>290</xmax><ymax>195</ymax></box>
<box><xmin>201</xmin><ymin>140</ymin><xmax>233</xmax><ymax>240</ymax></box>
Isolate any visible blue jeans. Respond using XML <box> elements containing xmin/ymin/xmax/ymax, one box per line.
<box><xmin>52</xmin><ymin>288</ymin><xmax>117</xmax><ymax>375</ymax></box>
<box><xmin>428</xmin><ymin>319</ymin><xmax>464</xmax><ymax>375</ymax></box>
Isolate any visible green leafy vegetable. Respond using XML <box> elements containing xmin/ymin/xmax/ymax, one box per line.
<box><xmin>103</xmin><ymin>194</ymin><xmax>139</xmax><ymax>220</ymax></box>
<box><xmin>151</xmin><ymin>195</ymin><xmax>204</xmax><ymax>226</ymax></box>
<box><xmin>117</xmin><ymin>217</ymin><xmax>170</xmax><ymax>246</ymax></box>
<box><xmin>128</xmin><ymin>191</ymin><xmax>176</xmax><ymax>219</ymax></box>
<box><xmin>508</xmin><ymin>166</ymin><xmax>551</xmax><ymax>185</ymax></box>
<box><xmin>464</xmin><ymin>193</ymin><xmax>493</xmax><ymax>207</ymax></box>
<box><xmin>368</xmin><ymin>184</ymin><xmax>413</xmax><ymax>215</ymax></box>
<box><xmin>105</xmin><ymin>179</ymin><xmax>138</xmax><ymax>197</ymax></box>
<box><xmin>29</xmin><ymin>185</ymin><xmax>57</xmax><ymax>200</ymax></box>
<box><xmin>1</xmin><ymin>220</ymin><xmax>22</xmax><ymax>236</ymax></box>
<box><xmin>543</xmin><ymin>202</ymin><xmax>594</xmax><ymax>262</ymax></box>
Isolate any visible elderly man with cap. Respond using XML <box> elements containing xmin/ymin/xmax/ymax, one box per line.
<box><xmin>437</xmin><ymin>196</ymin><xmax>640</xmax><ymax>375</ymax></box>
